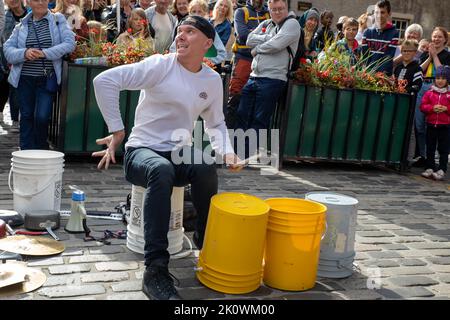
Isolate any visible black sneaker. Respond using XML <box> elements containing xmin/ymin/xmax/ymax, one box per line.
<box><xmin>142</xmin><ymin>266</ymin><xmax>181</xmax><ymax>300</ymax></box>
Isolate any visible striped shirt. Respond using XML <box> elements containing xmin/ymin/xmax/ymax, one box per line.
<box><xmin>361</xmin><ymin>23</ymin><xmax>399</xmax><ymax>76</ymax></box>
<box><xmin>21</xmin><ymin>18</ymin><xmax>55</xmax><ymax>77</ymax></box>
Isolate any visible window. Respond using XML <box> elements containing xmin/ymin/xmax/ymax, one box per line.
<box><xmin>392</xmin><ymin>16</ymin><xmax>411</xmax><ymax>40</ymax></box>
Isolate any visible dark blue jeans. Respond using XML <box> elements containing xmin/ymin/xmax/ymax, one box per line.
<box><xmin>9</xmin><ymin>85</ymin><xmax>20</xmax><ymax>122</ymax></box>
<box><xmin>234</xmin><ymin>77</ymin><xmax>286</xmax><ymax>158</ymax></box>
<box><xmin>124</xmin><ymin>146</ymin><xmax>218</xmax><ymax>268</ymax></box>
<box><xmin>17</xmin><ymin>75</ymin><xmax>55</xmax><ymax>150</ymax></box>
<box><xmin>425</xmin><ymin>124</ymin><xmax>449</xmax><ymax>173</ymax></box>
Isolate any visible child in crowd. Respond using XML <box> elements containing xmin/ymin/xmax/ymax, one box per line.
<box><xmin>314</xmin><ymin>10</ymin><xmax>334</xmax><ymax>51</ymax></box>
<box><xmin>420</xmin><ymin>66</ymin><xmax>450</xmax><ymax>181</ymax></box>
<box><xmin>116</xmin><ymin>8</ymin><xmax>155</xmax><ymax>53</ymax></box>
<box><xmin>86</xmin><ymin>20</ymin><xmax>107</xmax><ymax>42</ymax></box>
<box><xmin>394</xmin><ymin>39</ymin><xmax>423</xmax><ymax>93</ymax></box>
<box><xmin>326</xmin><ymin>17</ymin><xmax>359</xmax><ymax>65</ymax></box>
<box><xmin>418</xmin><ymin>39</ymin><xmax>430</xmax><ymax>55</ymax></box>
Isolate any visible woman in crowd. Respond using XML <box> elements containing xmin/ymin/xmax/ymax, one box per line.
<box><xmin>53</xmin><ymin>0</ymin><xmax>89</xmax><ymax>39</ymax></box>
<box><xmin>4</xmin><ymin>0</ymin><xmax>76</xmax><ymax>150</ymax></box>
<box><xmin>393</xmin><ymin>23</ymin><xmax>423</xmax><ymax>65</ymax></box>
<box><xmin>170</xmin><ymin>0</ymin><xmax>226</xmax><ymax>67</ymax></box>
<box><xmin>116</xmin><ymin>7</ymin><xmax>154</xmax><ymax>54</ymax></box>
<box><xmin>210</xmin><ymin>0</ymin><xmax>232</xmax><ymax>47</ymax></box>
<box><xmin>171</xmin><ymin>0</ymin><xmax>190</xmax><ymax>22</ymax></box>
<box><xmin>298</xmin><ymin>8</ymin><xmax>320</xmax><ymax>60</ymax></box>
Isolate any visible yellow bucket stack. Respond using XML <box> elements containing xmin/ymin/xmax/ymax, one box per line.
<box><xmin>196</xmin><ymin>193</ymin><xmax>270</xmax><ymax>294</ymax></box>
<box><xmin>263</xmin><ymin>198</ymin><xmax>327</xmax><ymax>291</ymax></box>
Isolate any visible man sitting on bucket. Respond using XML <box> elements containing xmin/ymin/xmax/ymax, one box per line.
<box><xmin>92</xmin><ymin>15</ymin><xmax>244</xmax><ymax>300</ymax></box>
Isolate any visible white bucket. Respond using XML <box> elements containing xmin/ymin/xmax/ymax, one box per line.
<box><xmin>305</xmin><ymin>192</ymin><xmax>358</xmax><ymax>279</ymax></box>
<box><xmin>9</xmin><ymin>150</ymin><xmax>65</xmax><ymax>216</ymax></box>
<box><xmin>126</xmin><ymin>185</ymin><xmax>184</xmax><ymax>255</ymax></box>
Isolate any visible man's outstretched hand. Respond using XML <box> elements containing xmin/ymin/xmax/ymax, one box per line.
<box><xmin>224</xmin><ymin>153</ymin><xmax>245</xmax><ymax>172</ymax></box>
<box><xmin>92</xmin><ymin>130</ymin><xmax>125</xmax><ymax>170</ymax></box>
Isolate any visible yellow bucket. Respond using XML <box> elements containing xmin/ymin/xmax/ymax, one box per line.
<box><xmin>198</xmin><ymin>255</ymin><xmax>262</xmax><ymax>282</ymax></box>
<box><xmin>196</xmin><ymin>192</ymin><xmax>269</xmax><ymax>294</ymax></box>
<box><xmin>264</xmin><ymin>198</ymin><xmax>327</xmax><ymax>291</ymax></box>
<box><xmin>197</xmin><ymin>272</ymin><xmax>261</xmax><ymax>295</ymax></box>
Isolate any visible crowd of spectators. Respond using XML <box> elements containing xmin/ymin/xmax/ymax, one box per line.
<box><xmin>0</xmin><ymin>0</ymin><xmax>448</xmax><ymax>177</ymax></box>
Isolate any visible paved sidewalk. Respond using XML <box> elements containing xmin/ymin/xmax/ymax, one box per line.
<box><xmin>1</xmin><ymin>108</ymin><xmax>450</xmax><ymax>300</ymax></box>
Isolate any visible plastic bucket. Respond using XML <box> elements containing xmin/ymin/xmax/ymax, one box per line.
<box><xmin>9</xmin><ymin>150</ymin><xmax>64</xmax><ymax>216</ymax></box>
<box><xmin>197</xmin><ymin>255</ymin><xmax>262</xmax><ymax>282</ymax></box>
<box><xmin>263</xmin><ymin>198</ymin><xmax>327</xmax><ymax>291</ymax></box>
<box><xmin>11</xmin><ymin>150</ymin><xmax>65</xmax><ymax>164</ymax></box>
<box><xmin>126</xmin><ymin>185</ymin><xmax>184</xmax><ymax>255</ymax></box>
<box><xmin>127</xmin><ymin>227</ymin><xmax>185</xmax><ymax>255</ymax></box>
<box><xmin>196</xmin><ymin>272</ymin><xmax>261</xmax><ymax>295</ymax></box>
<box><xmin>196</xmin><ymin>192</ymin><xmax>269</xmax><ymax>294</ymax></box>
<box><xmin>305</xmin><ymin>192</ymin><xmax>358</xmax><ymax>279</ymax></box>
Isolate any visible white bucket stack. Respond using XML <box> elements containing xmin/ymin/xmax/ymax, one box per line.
<box><xmin>127</xmin><ymin>185</ymin><xmax>184</xmax><ymax>255</ymax></box>
<box><xmin>9</xmin><ymin>150</ymin><xmax>65</xmax><ymax>216</ymax></box>
<box><xmin>305</xmin><ymin>192</ymin><xmax>359</xmax><ymax>279</ymax></box>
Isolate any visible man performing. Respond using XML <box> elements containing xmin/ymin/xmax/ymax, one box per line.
<box><xmin>92</xmin><ymin>15</ymin><xmax>243</xmax><ymax>300</ymax></box>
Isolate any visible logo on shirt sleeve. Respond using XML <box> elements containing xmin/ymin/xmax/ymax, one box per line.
<box><xmin>199</xmin><ymin>92</ymin><xmax>208</xmax><ymax>100</ymax></box>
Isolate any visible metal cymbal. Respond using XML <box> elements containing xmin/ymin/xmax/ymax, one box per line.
<box><xmin>0</xmin><ymin>235</ymin><xmax>65</xmax><ymax>256</ymax></box>
<box><xmin>0</xmin><ymin>264</ymin><xmax>26</xmax><ymax>289</ymax></box>
<box><xmin>0</xmin><ymin>263</ymin><xmax>46</xmax><ymax>297</ymax></box>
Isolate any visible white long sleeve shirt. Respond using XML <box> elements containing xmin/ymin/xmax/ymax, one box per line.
<box><xmin>93</xmin><ymin>53</ymin><xmax>234</xmax><ymax>156</ymax></box>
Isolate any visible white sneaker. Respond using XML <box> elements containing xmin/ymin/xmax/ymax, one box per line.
<box><xmin>432</xmin><ymin>170</ymin><xmax>445</xmax><ymax>181</ymax></box>
<box><xmin>421</xmin><ymin>169</ymin><xmax>434</xmax><ymax>178</ymax></box>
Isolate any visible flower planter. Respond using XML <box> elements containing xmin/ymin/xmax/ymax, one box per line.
<box><xmin>49</xmin><ymin>61</ymin><xmax>231</xmax><ymax>156</ymax></box>
<box><xmin>49</xmin><ymin>61</ymin><xmax>140</xmax><ymax>155</ymax></box>
<box><xmin>277</xmin><ymin>82</ymin><xmax>415</xmax><ymax>170</ymax></box>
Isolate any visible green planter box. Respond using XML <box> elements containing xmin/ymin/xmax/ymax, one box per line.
<box><xmin>49</xmin><ymin>62</ymin><xmax>139</xmax><ymax>155</ymax></box>
<box><xmin>278</xmin><ymin>82</ymin><xmax>415</xmax><ymax>170</ymax></box>
<box><xmin>49</xmin><ymin>61</ymin><xmax>225</xmax><ymax>156</ymax></box>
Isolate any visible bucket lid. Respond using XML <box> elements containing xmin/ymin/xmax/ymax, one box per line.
<box><xmin>306</xmin><ymin>192</ymin><xmax>358</xmax><ymax>206</ymax></box>
<box><xmin>72</xmin><ymin>190</ymin><xmax>85</xmax><ymax>201</ymax></box>
<box><xmin>211</xmin><ymin>193</ymin><xmax>269</xmax><ymax>217</ymax></box>
<box><xmin>12</xmin><ymin>150</ymin><xmax>65</xmax><ymax>160</ymax></box>
<box><xmin>265</xmin><ymin>198</ymin><xmax>327</xmax><ymax>215</ymax></box>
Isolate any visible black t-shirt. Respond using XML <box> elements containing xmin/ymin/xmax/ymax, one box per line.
<box><xmin>419</xmin><ymin>49</ymin><xmax>450</xmax><ymax>79</ymax></box>
<box><xmin>394</xmin><ymin>60</ymin><xmax>423</xmax><ymax>93</ymax></box>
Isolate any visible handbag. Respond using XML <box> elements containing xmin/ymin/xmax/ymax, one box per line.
<box><xmin>31</xmin><ymin>19</ymin><xmax>59</xmax><ymax>93</ymax></box>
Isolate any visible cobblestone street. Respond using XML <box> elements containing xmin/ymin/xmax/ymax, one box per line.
<box><xmin>1</xmin><ymin>107</ymin><xmax>449</xmax><ymax>300</ymax></box>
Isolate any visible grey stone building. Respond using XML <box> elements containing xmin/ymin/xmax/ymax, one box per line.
<box><xmin>288</xmin><ymin>0</ymin><xmax>449</xmax><ymax>39</ymax></box>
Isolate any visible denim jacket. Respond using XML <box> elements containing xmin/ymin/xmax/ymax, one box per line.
<box><xmin>3</xmin><ymin>10</ymin><xmax>76</xmax><ymax>88</ymax></box>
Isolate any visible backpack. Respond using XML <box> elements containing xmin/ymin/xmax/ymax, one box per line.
<box><xmin>259</xmin><ymin>16</ymin><xmax>305</xmax><ymax>75</ymax></box>
<box><xmin>231</xmin><ymin>6</ymin><xmax>271</xmax><ymax>53</ymax></box>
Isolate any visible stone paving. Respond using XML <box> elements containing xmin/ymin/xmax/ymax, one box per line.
<box><xmin>1</xmin><ymin>107</ymin><xmax>450</xmax><ymax>300</ymax></box>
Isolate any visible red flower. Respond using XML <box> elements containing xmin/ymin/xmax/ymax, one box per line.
<box><xmin>127</xmin><ymin>28</ymin><xmax>133</xmax><ymax>34</ymax></box>
<box><xmin>261</xmin><ymin>27</ymin><xmax>266</xmax><ymax>33</ymax></box>
<box><xmin>299</xmin><ymin>58</ymin><xmax>308</xmax><ymax>64</ymax></box>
